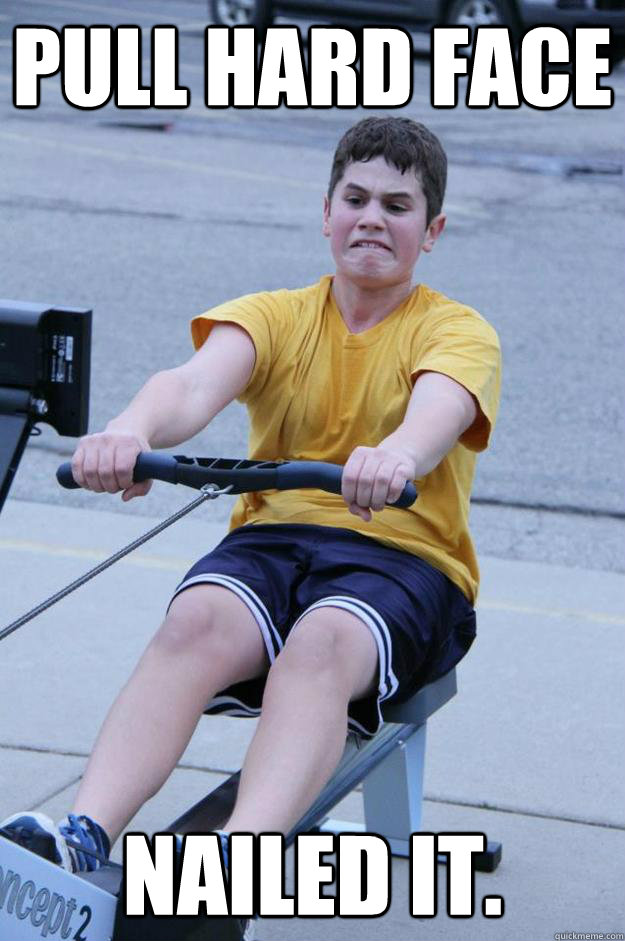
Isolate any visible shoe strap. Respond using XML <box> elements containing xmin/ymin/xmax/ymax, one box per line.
<box><xmin>63</xmin><ymin>836</ymin><xmax>110</xmax><ymax>866</ymax></box>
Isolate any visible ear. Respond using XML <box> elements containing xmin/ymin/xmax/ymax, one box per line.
<box><xmin>421</xmin><ymin>213</ymin><xmax>446</xmax><ymax>254</ymax></box>
<box><xmin>322</xmin><ymin>194</ymin><xmax>331</xmax><ymax>237</ymax></box>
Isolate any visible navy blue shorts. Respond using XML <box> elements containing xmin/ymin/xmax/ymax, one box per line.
<box><xmin>170</xmin><ymin>523</ymin><xmax>476</xmax><ymax>739</ymax></box>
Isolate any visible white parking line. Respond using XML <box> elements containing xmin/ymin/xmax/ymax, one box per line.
<box><xmin>0</xmin><ymin>126</ymin><xmax>482</xmax><ymax>218</ymax></box>
<box><xmin>0</xmin><ymin>126</ymin><xmax>325</xmax><ymax>189</ymax></box>
<box><xmin>477</xmin><ymin>598</ymin><xmax>625</xmax><ymax>627</ymax></box>
<box><xmin>2</xmin><ymin>536</ymin><xmax>623</xmax><ymax>625</ymax></box>
<box><xmin>0</xmin><ymin>537</ymin><xmax>187</xmax><ymax>571</ymax></box>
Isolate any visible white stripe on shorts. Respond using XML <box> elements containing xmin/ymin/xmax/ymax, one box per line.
<box><xmin>169</xmin><ymin>572</ymin><xmax>283</xmax><ymax>662</ymax></box>
<box><xmin>290</xmin><ymin>595</ymin><xmax>399</xmax><ymax>705</ymax></box>
<box><xmin>206</xmin><ymin>694</ymin><xmax>261</xmax><ymax>718</ymax></box>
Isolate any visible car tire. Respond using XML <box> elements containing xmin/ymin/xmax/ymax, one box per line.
<box><xmin>444</xmin><ymin>0</ymin><xmax>521</xmax><ymax>41</ymax></box>
<box><xmin>210</xmin><ymin>0</ymin><xmax>274</xmax><ymax>29</ymax></box>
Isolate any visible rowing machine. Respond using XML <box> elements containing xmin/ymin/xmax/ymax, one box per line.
<box><xmin>1</xmin><ymin>454</ymin><xmax>500</xmax><ymax>941</ymax></box>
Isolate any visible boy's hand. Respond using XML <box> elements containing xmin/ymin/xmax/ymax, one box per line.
<box><xmin>71</xmin><ymin>430</ymin><xmax>152</xmax><ymax>501</ymax></box>
<box><xmin>341</xmin><ymin>445</ymin><xmax>417</xmax><ymax>522</ymax></box>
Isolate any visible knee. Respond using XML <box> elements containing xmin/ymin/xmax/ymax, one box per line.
<box><xmin>269</xmin><ymin>623</ymin><xmax>343</xmax><ymax>688</ymax></box>
<box><xmin>268</xmin><ymin>610</ymin><xmax>378</xmax><ymax>701</ymax></box>
<box><xmin>149</xmin><ymin>602</ymin><xmax>225</xmax><ymax>660</ymax></box>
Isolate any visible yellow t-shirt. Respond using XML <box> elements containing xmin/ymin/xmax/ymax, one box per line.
<box><xmin>191</xmin><ymin>275</ymin><xmax>501</xmax><ymax>604</ymax></box>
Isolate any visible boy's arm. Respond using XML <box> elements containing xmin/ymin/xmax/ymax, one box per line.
<box><xmin>341</xmin><ymin>371</ymin><xmax>477</xmax><ymax>521</ymax></box>
<box><xmin>71</xmin><ymin>322</ymin><xmax>256</xmax><ymax>499</ymax></box>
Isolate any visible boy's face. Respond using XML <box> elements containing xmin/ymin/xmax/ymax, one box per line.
<box><xmin>323</xmin><ymin>156</ymin><xmax>445</xmax><ymax>291</ymax></box>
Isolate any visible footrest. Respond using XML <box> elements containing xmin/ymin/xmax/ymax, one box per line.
<box><xmin>472</xmin><ymin>840</ymin><xmax>502</xmax><ymax>873</ymax></box>
<box><xmin>0</xmin><ymin>833</ymin><xmax>117</xmax><ymax>941</ymax></box>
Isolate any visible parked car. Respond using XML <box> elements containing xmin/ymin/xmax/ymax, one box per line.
<box><xmin>210</xmin><ymin>0</ymin><xmax>625</xmax><ymax>56</ymax></box>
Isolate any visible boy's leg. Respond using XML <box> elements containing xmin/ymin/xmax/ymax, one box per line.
<box><xmin>226</xmin><ymin>606</ymin><xmax>378</xmax><ymax>835</ymax></box>
<box><xmin>71</xmin><ymin>585</ymin><xmax>268</xmax><ymax>844</ymax></box>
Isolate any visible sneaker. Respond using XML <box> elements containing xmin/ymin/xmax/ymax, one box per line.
<box><xmin>0</xmin><ymin>812</ymin><xmax>73</xmax><ymax>871</ymax></box>
<box><xmin>58</xmin><ymin>813</ymin><xmax>111</xmax><ymax>872</ymax></box>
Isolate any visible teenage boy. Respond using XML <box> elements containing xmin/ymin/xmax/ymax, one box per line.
<box><xmin>2</xmin><ymin>117</ymin><xmax>501</xmax><ymax>878</ymax></box>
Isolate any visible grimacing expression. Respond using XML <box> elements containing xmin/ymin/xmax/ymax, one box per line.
<box><xmin>323</xmin><ymin>157</ymin><xmax>445</xmax><ymax>290</ymax></box>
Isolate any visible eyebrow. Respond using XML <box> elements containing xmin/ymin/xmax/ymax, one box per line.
<box><xmin>343</xmin><ymin>183</ymin><xmax>415</xmax><ymax>200</ymax></box>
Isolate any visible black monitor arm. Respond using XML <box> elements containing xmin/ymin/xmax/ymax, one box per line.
<box><xmin>0</xmin><ymin>300</ymin><xmax>92</xmax><ymax>513</ymax></box>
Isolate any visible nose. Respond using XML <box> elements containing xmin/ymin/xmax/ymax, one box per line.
<box><xmin>357</xmin><ymin>198</ymin><xmax>385</xmax><ymax>230</ymax></box>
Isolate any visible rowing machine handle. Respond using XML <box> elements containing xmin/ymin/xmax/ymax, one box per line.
<box><xmin>56</xmin><ymin>453</ymin><xmax>418</xmax><ymax>509</ymax></box>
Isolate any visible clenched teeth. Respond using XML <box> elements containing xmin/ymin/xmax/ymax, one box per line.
<box><xmin>353</xmin><ymin>241</ymin><xmax>390</xmax><ymax>250</ymax></box>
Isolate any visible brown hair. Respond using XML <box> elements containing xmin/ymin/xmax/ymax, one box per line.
<box><xmin>328</xmin><ymin>117</ymin><xmax>447</xmax><ymax>224</ymax></box>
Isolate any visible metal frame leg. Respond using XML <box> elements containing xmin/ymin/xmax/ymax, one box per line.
<box><xmin>321</xmin><ymin>723</ymin><xmax>426</xmax><ymax>857</ymax></box>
